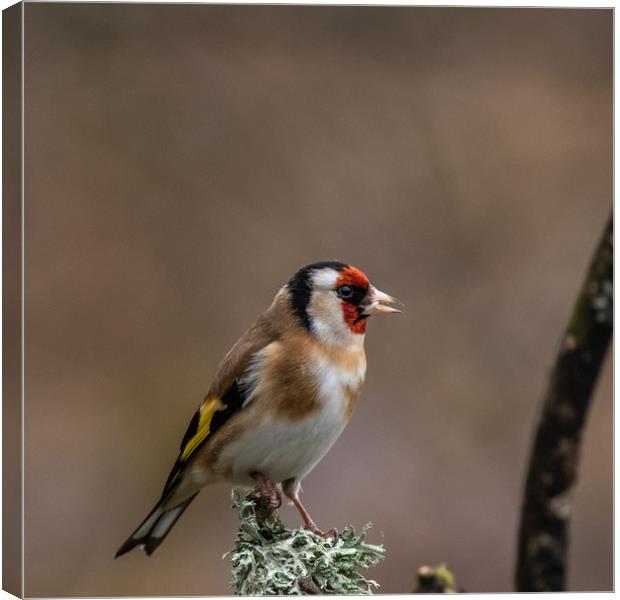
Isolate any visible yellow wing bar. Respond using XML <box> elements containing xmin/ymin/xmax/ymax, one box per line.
<box><xmin>180</xmin><ymin>397</ymin><xmax>223</xmax><ymax>461</ymax></box>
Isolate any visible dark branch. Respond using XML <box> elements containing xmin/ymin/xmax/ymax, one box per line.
<box><xmin>515</xmin><ymin>215</ymin><xmax>613</xmax><ymax>591</ymax></box>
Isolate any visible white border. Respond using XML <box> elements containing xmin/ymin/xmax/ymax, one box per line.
<box><xmin>0</xmin><ymin>2</ymin><xmax>614</xmax><ymax>600</ymax></box>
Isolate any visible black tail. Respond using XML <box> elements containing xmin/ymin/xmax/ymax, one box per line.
<box><xmin>115</xmin><ymin>492</ymin><xmax>199</xmax><ymax>558</ymax></box>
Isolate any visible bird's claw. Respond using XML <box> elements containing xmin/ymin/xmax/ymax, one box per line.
<box><xmin>264</xmin><ymin>489</ymin><xmax>282</xmax><ymax>511</ymax></box>
<box><xmin>249</xmin><ymin>472</ymin><xmax>282</xmax><ymax>515</ymax></box>
<box><xmin>250</xmin><ymin>488</ymin><xmax>281</xmax><ymax>510</ymax></box>
<box><xmin>304</xmin><ymin>523</ymin><xmax>339</xmax><ymax>539</ymax></box>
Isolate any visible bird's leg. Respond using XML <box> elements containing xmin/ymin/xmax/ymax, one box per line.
<box><xmin>249</xmin><ymin>471</ymin><xmax>282</xmax><ymax>513</ymax></box>
<box><xmin>282</xmin><ymin>478</ymin><xmax>338</xmax><ymax>539</ymax></box>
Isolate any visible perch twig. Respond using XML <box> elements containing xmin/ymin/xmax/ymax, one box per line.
<box><xmin>228</xmin><ymin>489</ymin><xmax>385</xmax><ymax>595</ymax></box>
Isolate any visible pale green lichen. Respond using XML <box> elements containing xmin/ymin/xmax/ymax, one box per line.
<box><xmin>228</xmin><ymin>490</ymin><xmax>385</xmax><ymax>595</ymax></box>
<box><xmin>414</xmin><ymin>564</ymin><xmax>458</xmax><ymax>593</ymax></box>
<box><xmin>432</xmin><ymin>564</ymin><xmax>457</xmax><ymax>593</ymax></box>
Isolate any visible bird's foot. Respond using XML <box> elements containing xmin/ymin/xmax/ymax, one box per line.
<box><xmin>249</xmin><ymin>472</ymin><xmax>282</xmax><ymax>517</ymax></box>
<box><xmin>304</xmin><ymin>522</ymin><xmax>339</xmax><ymax>539</ymax></box>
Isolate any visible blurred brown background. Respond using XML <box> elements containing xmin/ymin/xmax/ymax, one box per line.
<box><xmin>22</xmin><ymin>4</ymin><xmax>611</xmax><ymax>596</ymax></box>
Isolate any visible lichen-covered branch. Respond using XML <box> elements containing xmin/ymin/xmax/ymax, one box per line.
<box><xmin>515</xmin><ymin>215</ymin><xmax>613</xmax><ymax>592</ymax></box>
<box><xmin>228</xmin><ymin>490</ymin><xmax>385</xmax><ymax>595</ymax></box>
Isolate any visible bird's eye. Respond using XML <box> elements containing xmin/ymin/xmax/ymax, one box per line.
<box><xmin>337</xmin><ymin>285</ymin><xmax>353</xmax><ymax>300</ymax></box>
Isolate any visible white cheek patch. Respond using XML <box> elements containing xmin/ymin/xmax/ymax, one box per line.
<box><xmin>307</xmin><ymin>290</ymin><xmax>364</xmax><ymax>346</ymax></box>
<box><xmin>311</xmin><ymin>268</ymin><xmax>340</xmax><ymax>290</ymax></box>
<box><xmin>307</xmin><ymin>267</ymin><xmax>366</xmax><ymax>346</ymax></box>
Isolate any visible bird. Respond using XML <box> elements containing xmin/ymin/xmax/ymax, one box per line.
<box><xmin>116</xmin><ymin>261</ymin><xmax>400</xmax><ymax>557</ymax></box>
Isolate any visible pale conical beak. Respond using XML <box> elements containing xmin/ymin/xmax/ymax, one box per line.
<box><xmin>361</xmin><ymin>285</ymin><xmax>403</xmax><ymax>316</ymax></box>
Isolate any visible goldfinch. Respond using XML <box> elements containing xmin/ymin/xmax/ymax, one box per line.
<box><xmin>116</xmin><ymin>261</ymin><xmax>400</xmax><ymax>557</ymax></box>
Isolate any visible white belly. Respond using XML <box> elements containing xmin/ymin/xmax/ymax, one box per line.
<box><xmin>215</xmin><ymin>357</ymin><xmax>364</xmax><ymax>484</ymax></box>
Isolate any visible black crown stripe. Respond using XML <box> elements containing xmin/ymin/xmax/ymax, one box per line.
<box><xmin>287</xmin><ymin>261</ymin><xmax>347</xmax><ymax>330</ymax></box>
